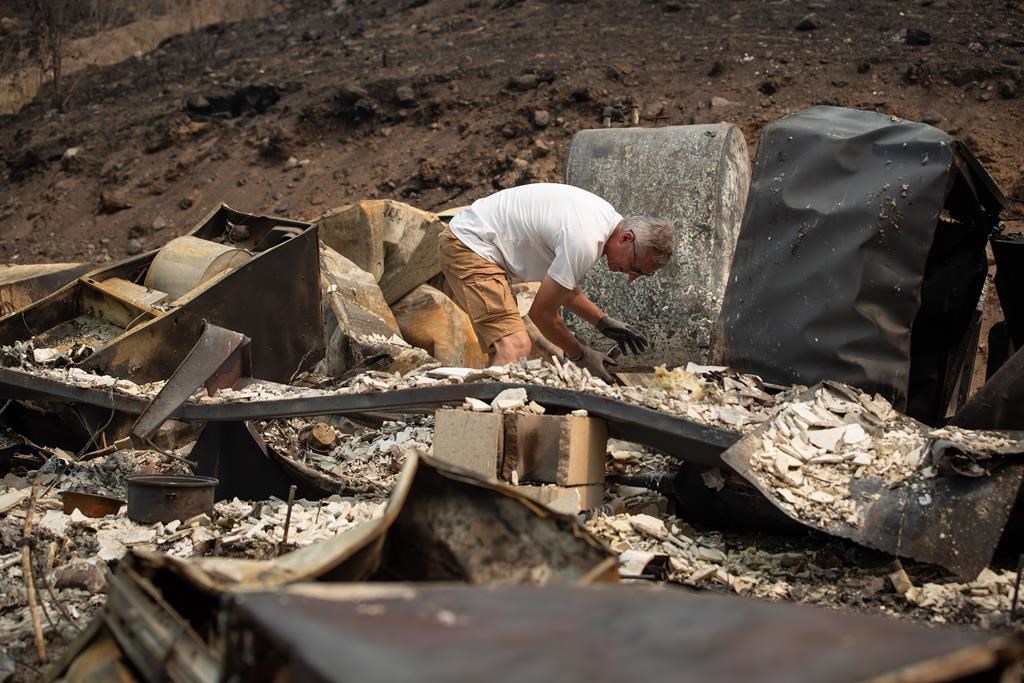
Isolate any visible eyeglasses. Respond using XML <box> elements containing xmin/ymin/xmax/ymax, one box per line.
<box><xmin>627</xmin><ymin>233</ymin><xmax>648</xmax><ymax>278</ymax></box>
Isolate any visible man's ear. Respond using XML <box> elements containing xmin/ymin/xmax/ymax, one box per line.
<box><xmin>620</xmin><ymin>229</ymin><xmax>635</xmax><ymax>243</ymax></box>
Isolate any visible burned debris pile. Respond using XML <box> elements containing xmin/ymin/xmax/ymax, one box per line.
<box><xmin>2</xmin><ymin>106</ymin><xmax>1024</xmax><ymax>682</ymax></box>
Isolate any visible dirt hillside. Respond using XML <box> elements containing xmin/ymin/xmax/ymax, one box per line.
<box><xmin>0</xmin><ymin>0</ymin><xmax>1022</xmax><ymax>265</ymax></box>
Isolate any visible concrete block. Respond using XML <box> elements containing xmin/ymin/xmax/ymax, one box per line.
<box><xmin>515</xmin><ymin>483</ymin><xmax>605</xmax><ymax>514</ymax></box>
<box><xmin>502</xmin><ymin>414</ymin><xmax>607</xmax><ymax>486</ymax></box>
<box><xmin>565</xmin><ymin>123</ymin><xmax>750</xmax><ymax>368</ymax></box>
<box><xmin>432</xmin><ymin>408</ymin><xmax>503</xmax><ymax>480</ymax></box>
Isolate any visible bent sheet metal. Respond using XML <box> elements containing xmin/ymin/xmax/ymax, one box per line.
<box><xmin>722</xmin><ymin>381</ymin><xmax>1024</xmax><ymax>577</ymax></box>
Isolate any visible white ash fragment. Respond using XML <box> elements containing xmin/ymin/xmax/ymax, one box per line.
<box><xmin>355</xmin><ymin>333</ymin><xmax>410</xmax><ymax>348</ymax></box>
<box><xmin>618</xmin><ymin>549</ymin><xmax>657</xmax><ymax>576</ymax></box>
<box><xmin>629</xmin><ymin>513</ymin><xmax>668</xmax><ymax>539</ymax></box>
<box><xmin>700</xmin><ymin>468</ymin><xmax>726</xmax><ymax>491</ymax></box>
<box><xmin>490</xmin><ymin>387</ymin><xmax>528</xmax><ymax>411</ymax></box>
<box><xmin>463</xmin><ymin>397</ymin><xmax>492</xmax><ymax>412</ymax></box>
<box><xmin>32</xmin><ymin>348</ymin><xmax>60</xmax><ymax>364</ymax></box>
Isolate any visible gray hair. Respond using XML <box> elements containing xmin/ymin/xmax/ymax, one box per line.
<box><xmin>621</xmin><ymin>216</ymin><xmax>676</xmax><ymax>267</ymax></box>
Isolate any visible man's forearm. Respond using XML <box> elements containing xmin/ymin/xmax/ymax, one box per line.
<box><xmin>531</xmin><ymin>309</ymin><xmax>586</xmax><ymax>358</ymax></box>
<box><xmin>562</xmin><ymin>288</ymin><xmax>604</xmax><ymax>327</ymax></box>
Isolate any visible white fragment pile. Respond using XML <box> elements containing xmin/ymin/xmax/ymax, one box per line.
<box><xmin>586</xmin><ymin>497</ymin><xmax>1022</xmax><ymax>628</ymax></box>
<box><xmin>744</xmin><ymin>384</ymin><xmax>1021</xmax><ymax>529</ymax></box>
<box><xmin>0</xmin><ymin>481</ymin><xmax>385</xmax><ymax>664</ymax></box>
<box><xmin>2</xmin><ymin>348</ymin><xmax>792</xmax><ymax>435</ymax></box>
<box><xmin>260</xmin><ymin>417</ymin><xmax>433</xmax><ymax>493</ymax></box>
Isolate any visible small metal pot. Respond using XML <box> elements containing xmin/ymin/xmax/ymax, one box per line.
<box><xmin>125</xmin><ymin>474</ymin><xmax>218</xmax><ymax>524</ymax></box>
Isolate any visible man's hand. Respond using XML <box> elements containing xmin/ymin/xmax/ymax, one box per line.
<box><xmin>597</xmin><ymin>316</ymin><xmax>649</xmax><ymax>355</ymax></box>
<box><xmin>568</xmin><ymin>346</ymin><xmax>618</xmax><ymax>384</ymax></box>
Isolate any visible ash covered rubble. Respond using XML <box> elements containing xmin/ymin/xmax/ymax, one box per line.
<box><xmin>2</xmin><ymin>112</ymin><xmax>1024</xmax><ymax>681</ymax></box>
<box><xmin>3</xmin><ymin>337</ymin><xmax>1024</xmax><ymax>680</ymax></box>
<box><xmin>2</xmin><ymin>355</ymin><xmax>1023</xmax><ymax>656</ymax></box>
<box><xmin>737</xmin><ymin>383</ymin><xmax>1021</xmax><ymax>530</ymax></box>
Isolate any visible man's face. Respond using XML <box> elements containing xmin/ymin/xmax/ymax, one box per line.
<box><xmin>606</xmin><ymin>230</ymin><xmax>661</xmax><ymax>282</ymax></box>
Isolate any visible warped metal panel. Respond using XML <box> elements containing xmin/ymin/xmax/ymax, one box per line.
<box><xmin>221</xmin><ymin>583</ymin><xmax>1022</xmax><ymax>683</ymax></box>
<box><xmin>720</xmin><ymin>106</ymin><xmax>1005</xmax><ymax>423</ymax></box>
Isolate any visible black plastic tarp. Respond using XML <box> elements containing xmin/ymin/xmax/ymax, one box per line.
<box><xmin>720</xmin><ymin>106</ymin><xmax>1006</xmax><ymax>423</ymax></box>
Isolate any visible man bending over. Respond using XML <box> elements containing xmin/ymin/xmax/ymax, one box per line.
<box><xmin>438</xmin><ymin>183</ymin><xmax>675</xmax><ymax>383</ymax></box>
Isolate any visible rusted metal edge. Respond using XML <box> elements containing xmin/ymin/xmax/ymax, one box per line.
<box><xmin>131</xmin><ymin>322</ymin><xmax>250</xmax><ymax>441</ymax></box>
<box><xmin>0</xmin><ymin>368</ymin><xmax>739</xmax><ymax>467</ymax></box>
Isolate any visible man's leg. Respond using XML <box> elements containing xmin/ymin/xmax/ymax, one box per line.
<box><xmin>438</xmin><ymin>227</ymin><xmax>528</xmax><ymax>365</ymax></box>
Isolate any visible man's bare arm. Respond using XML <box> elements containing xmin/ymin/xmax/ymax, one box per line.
<box><xmin>562</xmin><ymin>287</ymin><xmax>604</xmax><ymax>327</ymax></box>
<box><xmin>529</xmin><ymin>276</ymin><xmax>587</xmax><ymax>358</ymax></box>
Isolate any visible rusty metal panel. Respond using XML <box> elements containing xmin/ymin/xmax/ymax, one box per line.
<box><xmin>0</xmin><ymin>263</ymin><xmax>92</xmax><ymax>316</ymax></box>
<box><xmin>220</xmin><ymin>583</ymin><xmax>1022</xmax><ymax>683</ymax></box>
<box><xmin>130</xmin><ymin>322</ymin><xmax>250</xmax><ymax>441</ymax></box>
<box><xmin>79</xmin><ymin>207</ymin><xmax>323</xmax><ymax>383</ymax></box>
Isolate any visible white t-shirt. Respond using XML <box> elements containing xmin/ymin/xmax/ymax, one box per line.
<box><xmin>449</xmin><ymin>183</ymin><xmax>623</xmax><ymax>290</ymax></box>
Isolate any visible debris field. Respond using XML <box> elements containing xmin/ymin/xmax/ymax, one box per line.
<box><xmin>1</xmin><ymin>2</ymin><xmax>1023</xmax><ymax>679</ymax></box>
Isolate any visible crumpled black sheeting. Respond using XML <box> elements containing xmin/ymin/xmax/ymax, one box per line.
<box><xmin>721</xmin><ymin>106</ymin><xmax>1004</xmax><ymax>420</ymax></box>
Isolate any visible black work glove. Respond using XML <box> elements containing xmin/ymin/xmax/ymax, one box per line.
<box><xmin>568</xmin><ymin>346</ymin><xmax>618</xmax><ymax>384</ymax></box>
<box><xmin>596</xmin><ymin>316</ymin><xmax>649</xmax><ymax>355</ymax></box>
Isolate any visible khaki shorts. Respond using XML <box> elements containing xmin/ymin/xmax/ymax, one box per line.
<box><xmin>438</xmin><ymin>226</ymin><xmax>525</xmax><ymax>352</ymax></box>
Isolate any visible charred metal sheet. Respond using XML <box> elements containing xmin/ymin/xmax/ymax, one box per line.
<box><xmin>0</xmin><ymin>368</ymin><xmax>739</xmax><ymax>467</ymax></box>
<box><xmin>52</xmin><ymin>457</ymin><xmax>616</xmax><ymax>681</ymax></box>
<box><xmin>721</xmin><ymin>106</ymin><xmax>1006</xmax><ymax>425</ymax></box>
<box><xmin>192</xmin><ymin>421</ymin><xmax>343</xmax><ymax>502</ymax></box>
<box><xmin>951</xmin><ymin>346</ymin><xmax>1024</xmax><ymax>430</ymax></box>
<box><xmin>672</xmin><ymin>464</ymin><xmax>805</xmax><ymax>535</ymax></box>
<box><xmin>131</xmin><ymin>322</ymin><xmax>250</xmax><ymax>442</ymax></box>
<box><xmin>0</xmin><ymin>204</ymin><xmax>323</xmax><ymax>384</ymax></box>
<box><xmin>100</xmin><ymin>566</ymin><xmax>217</xmax><ymax>683</ymax></box>
<box><xmin>992</xmin><ymin>233</ymin><xmax>1024</xmax><ymax>351</ymax></box>
<box><xmin>0</xmin><ymin>263</ymin><xmax>92</xmax><ymax>316</ymax></box>
<box><xmin>220</xmin><ymin>583</ymin><xmax>1022</xmax><ymax>683</ymax></box>
<box><xmin>127</xmin><ymin>454</ymin><xmax>615</xmax><ymax>596</ymax></box>
<box><xmin>722</xmin><ymin>420</ymin><xmax>1024</xmax><ymax>577</ymax></box>
<box><xmin>986</xmin><ymin>321</ymin><xmax>1016</xmax><ymax>381</ymax></box>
